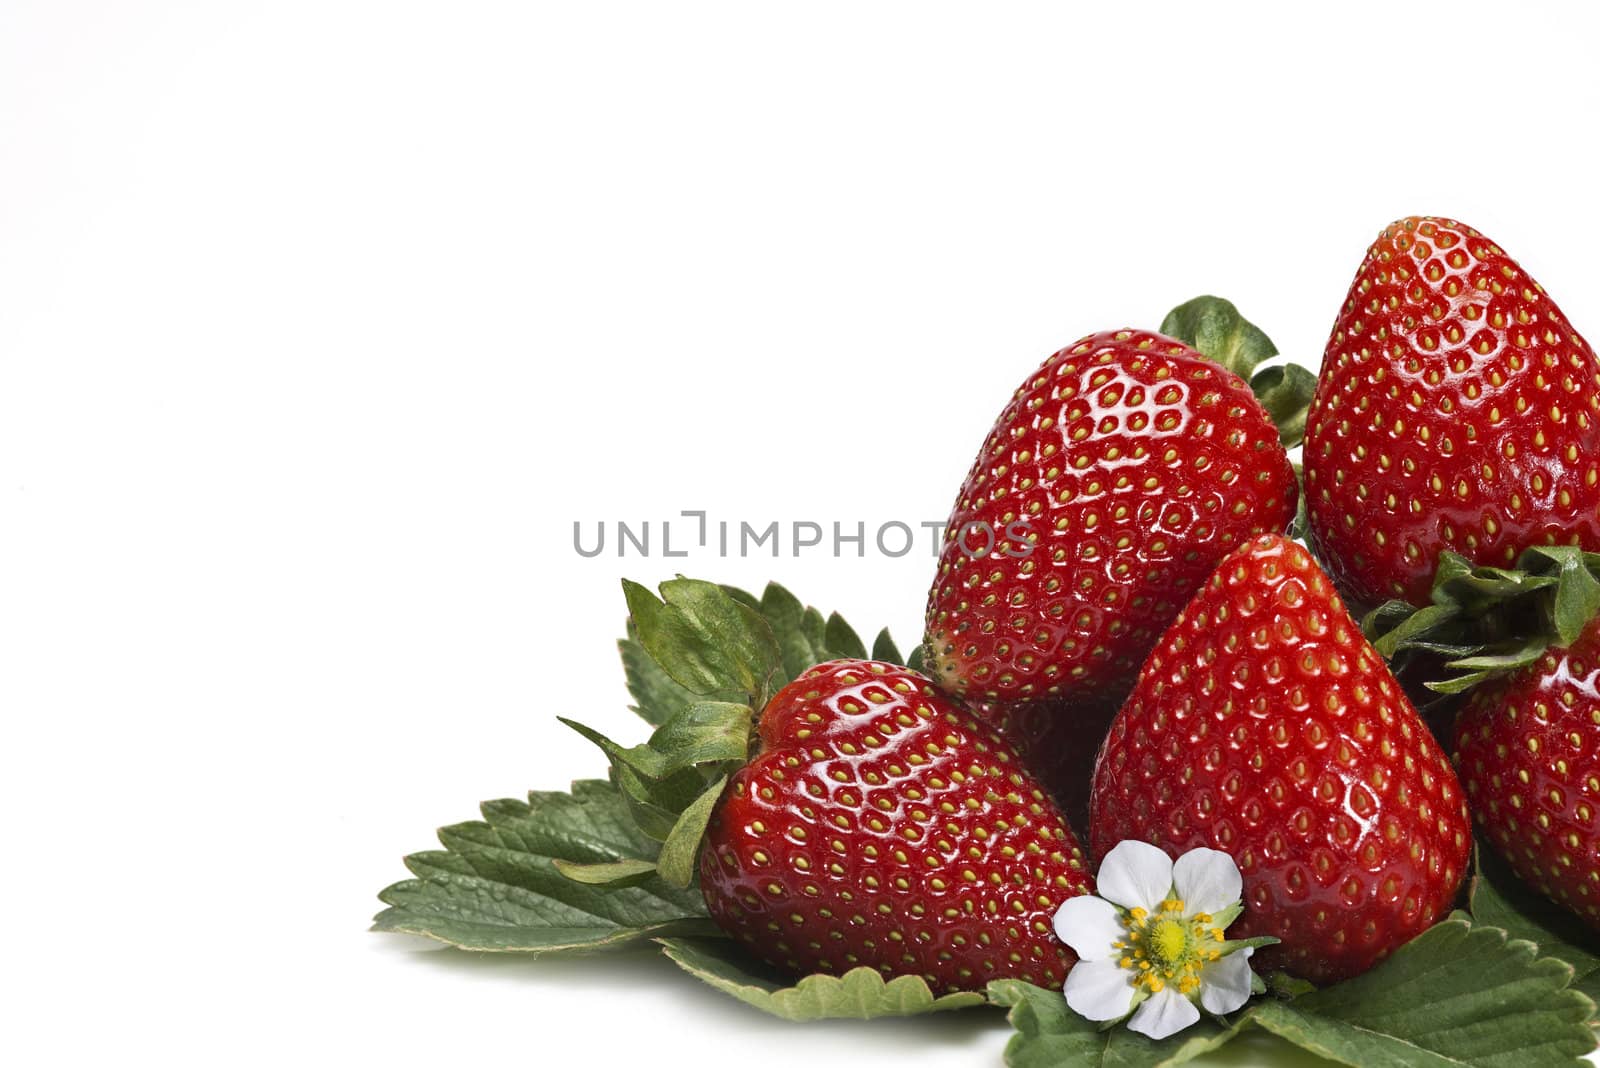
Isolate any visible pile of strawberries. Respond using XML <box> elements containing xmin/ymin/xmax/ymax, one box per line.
<box><xmin>695</xmin><ymin>216</ymin><xmax>1600</xmax><ymax>992</ymax></box>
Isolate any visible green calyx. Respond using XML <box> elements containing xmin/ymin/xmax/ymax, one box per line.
<box><xmin>1362</xmin><ymin>546</ymin><xmax>1600</xmax><ymax>695</ymax></box>
<box><xmin>561</xmin><ymin>577</ymin><xmax>904</xmax><ymax>889</ymax></box>
<box><xmin>1160</xmin><ymin>295</ymin><xmax>1316</xmax><ymax>449</ymax></box>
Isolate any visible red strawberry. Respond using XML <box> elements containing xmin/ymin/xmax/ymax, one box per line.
<box><xmin>1090</xmin><ymin>534</ymin><xmax>1471</xmax><ymax>982</ymax></box>
<box><xmin>1455</xmin><ymin>618</ymin><xmax>1600</xmax><ymax>930</ymax></box>
<box><xmin>1303</xmin><ymin>215</ymin><xmax>1600</xmax><ymax>608</ymax></box>
<box><xmin>699</xmin><ymin>658</ymin><xmax>1094</xmax><ymax>992</ymax></box>
<box><xmin>970</xmin><ymin>695</ymin><xmax>1119</xmax><ymax>837</ymax></box>
<box><xmin>924</xmin><ymin>329</ymin><xmax>1297</xmax><ymax>707</ymax></box>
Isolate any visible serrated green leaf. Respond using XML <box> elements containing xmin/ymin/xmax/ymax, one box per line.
<box><xmin>1246</xmin><ymin>919</ymin><xmax>1597</xmax><ymax>1066</ymax></box>
<box><xmin>1471</xmin><ymin>845</ymin><xmax>1600</xmax><ymax>1009</ymax></box>
<box><xmin>374</xmin><ymin>779</ymin><xmax>719</xmax><ymax>953</ymax></box>
<box><xmin>1249</xmin><ymin>363</ymin><xmax>1317</xmax><ymax>449</ymax></box>
<box><xmin>908</xmin><ymin>641</ymin><xmax>927</xmax><ymax>674</ymax></box>
<box><xmin>620</xmin><ymin>626</ymin><xmax>705</xmax><ymax>727</ymax></box>
<box><xmin>754</xmin><ymin>582</ymin><xmax>825</xmax><ymax>682</ymax></box>
<box><xmin>1159</xmin><ymin>295</ymin><xmax>1278</xmax><ymax>382</ymax></box>
<box><xmin>562</xmin><ymin>699</ymin><xmax>753</xmax><ymax>853</ymax></box>
<box><xmin>987</xmin><ymin>979</ymin><xmax>1241</xmax><ymax>1068</ymax></box>
<box><xmin>824</xmin><ymin>611</ymin><xmax>868</xmax><ymax>659</ymax></box>
<box><xmin>743</xmin><ymin>581</ymin><xmax>891</xmax><ymax>687</ymax></box>
<box><xmin>871</xmin><ymin>627</ymin><xmax>904</xmax><ymax>666</ymax></box>
<box><xmin>623</xmin><ymin>578</ymin><xmax>782</xmax><ymax>707</ymax></box>
<box><xmin>758</xmin><ymin>583</ymin><xmax>881</xmax><ymax>677</ymax></box>
<box><xmin>655</xmin><ymin>775</ymin><xmax>728</xmax><ymax>888</ymax></box>
<box><xmin>557</xmin><ymin>717</ymin><xmax>708</xmax><ymax>819</ymax></box>
<box><xmin>658</xmin><ymin>937</ymin><xmax>985</xmax><ymax>1020</ymax></box>
<box><xmin>646</xmin><ymin>701</ymin><xmax>754</xmax><ymax>775</ymax></box>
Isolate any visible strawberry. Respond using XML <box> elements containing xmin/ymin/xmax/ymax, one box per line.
<box><xmin>1090</xmin><ymin>534</ymin><xmax>1471</xmax><ymax>983</ymax></box>
<box><xmin>1303</xmin><ymin>215</ymin><xmax>1600</xmax><ymax>609</ymax></box>
<box><xmin>1454</xmin><ymin>617</ymin><xmax>1600</xmax><ymax>930</ymax></box>
<box><xmin>924</xmin><ymin>328</ymin><xmax>1297</xmax><ymax>708</ymax></box>
<box><xmin>699</xmin><ymin>658</ymin><xmax>1094</xmax><ymax>992</ymax></box>
<box><xmin>969</xmin><ymin>695</ymin><xmax>1119</xmax><ymax>837</ymax></box>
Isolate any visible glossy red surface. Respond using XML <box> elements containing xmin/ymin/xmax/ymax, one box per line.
<box><xmin>1304</xmin><ymin>216</ymin><xmax>1600</xmax><ymax>609</ymax></box>
<box><xmin>924</xmin><ymin>329</ymin><xmax>1296</xmax><ymax>707</ymax></box>
<box><xmin>1456</xmin><ymin>619</ymin><xmax>1600</xmax><ymax>930</ymax></box>
<box><xmin>699</xmin><ymin>659</ymin><xmax>1094</xmax><ymax>993</ymax></box>
<box><xmin>1090</xmin><ymin>535</ymin><xmax>1471</xmax><ymax>983</ymax></box>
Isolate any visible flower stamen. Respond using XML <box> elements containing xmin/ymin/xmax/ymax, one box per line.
<box><xmin>1112</xmin><ymin>893</ymin><xmax>1228</xmax><ymax>996</ymax></box>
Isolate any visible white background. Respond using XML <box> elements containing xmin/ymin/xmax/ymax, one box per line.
<box><xmin>6</xmin><ymin>2</ymin><xmax>1600</xmax><ymax>1065</ymax></box>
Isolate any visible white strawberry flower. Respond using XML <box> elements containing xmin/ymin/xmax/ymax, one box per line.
<box><xmin>1052</xmin><ymin>841</ymin><xmax>1273</xmax><ymax>1040</ymax></box>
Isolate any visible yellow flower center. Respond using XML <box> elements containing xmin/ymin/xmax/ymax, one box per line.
<box><xmin>1115</xmin><ymin>898</ymin><xmax>1225</xmax><ymax>996</ymax></box>
<box><xmin>1150</xmin><ymin>918</ymin><xmax>1188</xmax><ymax>965</ymax></box>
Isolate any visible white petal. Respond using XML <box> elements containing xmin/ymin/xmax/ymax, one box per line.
<box><xmin>1052</xmin><ymin>895</ymin><xmax>1125</xmax><ymax>961</ymax></box>
<box><xmin>1172</xmin><ymin>847</ymin><xmax>1243</xmax><ymax>918</ymax></box>
<box><xmin>1063</xmin><ymin>959</ymin><xmax>1137</xmax><ymax>1022</ymax></box>
<box><xmin>1198</xmin><ymin>947</ymin><xmax>1255</xmax><ymax>1015</ymax></box>
<box><xmin>1127</xmin><ymin>986</ymin><xmax>1201</xmax><ymax>1040</ymax></box>
<box><xmin>1096</xmin><ymin>840</ymin><xmax>1175</xmax><ymax>912</ymax></box>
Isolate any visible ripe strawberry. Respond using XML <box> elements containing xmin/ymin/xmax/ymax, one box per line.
<box><xmin>924</xmin><ymin>329</ymin><xmax>1297</xmax><ymax>707</ymax></box>
<box><xmin>1090</xmin><ymin>534</ymin><xmax>1471</xmax><ymax>983</ymax></box>
<box><xmin>699</xmin><ymin>658</ymin><xmax>1094</xmax><ymax>992</ymax></box>
<box><xmin>969</xmin><ymin>695</ymin><xmax>1119</xmax><ymax>837</ymax></box>
<box><xmin>1303</xmin><ymin>216</ymin><xmax>1600</xmax><ymax>608</ymax></box>
<box><xmin>1455</xmin><ymin>618</ymin><xmax>1600</xmax><ymax>930</ymax></box>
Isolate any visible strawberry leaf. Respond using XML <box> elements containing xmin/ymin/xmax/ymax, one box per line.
<box><xmin>721</xmin><ymin>581</ymin><xmax>895</xmax><ymax>690</ymax></box>
<box><xmin>657</xmin><ymin>937</ymin><xmax>985</xmax><ymax>1020</ymax></box>
<box><xmin>1159</xmin><ymin>295</ymin><xmax>1278</xmax><ymax>381</ymax></box>
<box><xmin>987</xmin><ymin>979</ymin><xmax>1242</xmax><ymax>1067</ymax></box>
<box><xmin>373</xmin><ymin>779</ymin><xmax>719</xmax><ymax>953</ymax></box>
<box><xmin>655</xmin><ymin>775</ymin><xmax>728</xmax><ymax>888</ymax></box>
<box><xmin>558</xmin><ymin>717</ymin><xmax>710</xmax><ymax>824</ymax></box>
<box><xmin>871</xmin><ymin>627</ymin><xmax>905</xmax><ymax>666</ymax></box>
<box><xmin>1471</xmin><ymin>844</ymin><xmax>1600</xmax><ymax>1009</ymax></box>
<box><xmin>620</xmin><ymin>622</ymin><xmax>713</xmax><ymax>727</ymax></box>
<box><xmin>1159</xmin><ymin>295</ymin><xmax>1314</xmax><ymax>449</ymax></box>
<box><xmin>550</xmin><ymin>857</ymin><xmax>658</xmax><ymax>887</ymax></box>
<box><xmin>646</xmin><ymin>700</ymin><xmax>756</xmax><ymax>772</ymax></box>
<box><xmin>824</xmin><ymin>611</ymin><xmax>868</xmax><ymax>660</ymax></box>
<box><xmin>738</xmin><ymin>581</ymin><xmax>880</xmax><ymax>686</ymax></box>
<box><xmin>1246</xmin><ymin>917</ymin><xmax>1597</xmax><ymax>1066</ymax></box>
<box><xmin>1363</xmin><ymin>547</ymin><xmax>1600</xmax><ymax>694</ymax></box>
<box><xmin>1530</xmin><ymin>546</ymin><xmax>1600</xmax><ymax>647</ymax></box>
<box><xmin>624</xmin><ymin>578</ymin><xmax>783</xmax><ymax>708</ymax></box>
<box><xmin>1248</xmin><ymin>363</ymin><xmax>1317</xmax><ymax>449</ymax></box>
<box><xmin>560</xmin><ymin>700</ymin><xmax>753</xmax><ymax>858</ymax></box>
<box><xmin>725</xmin><ymin>581</ymin><xmax>826</xmax><ymax>685</ymax></box>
